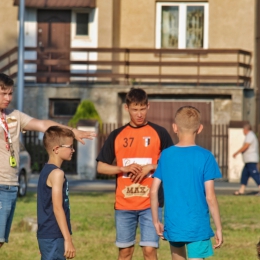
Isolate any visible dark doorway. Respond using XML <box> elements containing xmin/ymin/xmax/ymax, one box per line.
<box><xmin>37</xmin><ymin>10</ymin><xmax>71</xmax><ymax>83</ymax></box>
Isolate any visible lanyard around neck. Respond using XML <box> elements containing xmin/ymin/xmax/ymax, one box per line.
<box><xmin>0</xmin><ymin>110</ymin><xmax>12</xmax><ymax>145</ymax></box>
<box><xmin>0</xmin><ymin>110</ymin><xmax>17</xmax><ymax>167</ymax></box>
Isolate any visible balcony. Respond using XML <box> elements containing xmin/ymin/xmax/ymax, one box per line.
<box><xmin>0</xmin><ymin>47</ymin><xmax>251</xmax><ymax>87</ymax></box>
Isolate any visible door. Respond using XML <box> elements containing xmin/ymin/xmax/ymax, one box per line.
<box><xmin>37</xmin><ymin>10</ymin><xmax>71</xmax><ymax>83</ymax></box>
<box><xmin>147</xmin><ymin>101</ymin><xmax>212</xmax><ymax>149</ymax></box>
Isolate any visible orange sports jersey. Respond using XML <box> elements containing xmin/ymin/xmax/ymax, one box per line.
<box><xmin>97</xmin><ymin>122</ymin><xmax>173</xmax><ymax>210</ymax></box>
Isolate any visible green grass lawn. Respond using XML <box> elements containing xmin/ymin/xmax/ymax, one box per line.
<box><xmin>0</xmin><ymin>193</ymin><xmax>259</xmax><ymax>260</ymax></box>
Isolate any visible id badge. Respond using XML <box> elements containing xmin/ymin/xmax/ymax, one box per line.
<box><xmin>9</xmin><ymin>156</ymin><xmax>17</xmax><ymax>167</ymax></box>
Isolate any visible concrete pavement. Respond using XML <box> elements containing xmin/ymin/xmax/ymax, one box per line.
<box><xmin>28</xmin><ymin>174</ymin><xmax>116</xmax><ymax>193</ymax></box>
<box><xmin>28</xmin><ymin>174</ymin><xmax>260</xmax><ymax>196</ymax></box>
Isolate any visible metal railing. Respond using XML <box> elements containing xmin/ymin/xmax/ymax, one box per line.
<box><xmin>0</xmin><ymin>47</ymin><xmax>252</xmax><ymax>87</ymax></box>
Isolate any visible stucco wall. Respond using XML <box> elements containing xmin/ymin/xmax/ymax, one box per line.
<box><xmin>120</xmin><ymin>0</ymin><xmax>155</xmax><ymax>48</ymax></box>
<box><xmin>0</xmin><ymin>0</ymin><xmax>18</xmax><ymax>54</ymax></box>
<box><xmin>97</xmin><ymin>0</ymin><xmax>113</xmax><ymax>47</ymax></box>
<box><xmin>118</xmin><ymin>0</ymin><xmax>256</xmax><ymax>86</ymax></box>
<box><xmin>209</xmin><ymin>0</ymin><xmax>255</xmax><ymax>50</ymax></box>
<box><xmin>119</xmin><ymin>0</ymin><xmax>255</xmax><ymax>50</ymax></box>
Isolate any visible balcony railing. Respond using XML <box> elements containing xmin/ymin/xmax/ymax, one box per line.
<box><xmin>0</xmin><ymin>47</ymin><xmax>252</xmax><ymax>87</ymax></box>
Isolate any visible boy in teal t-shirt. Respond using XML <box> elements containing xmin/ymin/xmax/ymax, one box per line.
<box><xmin>150</xmin><ymin>106</ymin><xmax>223</xmax><ymax>260</ymax></box>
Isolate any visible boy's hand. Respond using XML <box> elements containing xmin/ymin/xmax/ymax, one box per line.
<box><xmin>64</xmin><ymin>239</ymin><xmax>76</xmax><ymax>259</ymax></box>
<box><xmin>120</xmin><ymin>163</ymin><xmax>142</xmax><ymax>176</ymax></box>
<box><xmin>154</xmin><ymin>221</ymin><xmax>165</xmax><ymax>240</ymax></box>
<box><xmin>129</xmin><ymin>164</ymin><xmax>154</xmax><ymax>183</ymax></box>
<box><xmin>213</xmin><ymin>229</ymin><xmax>223</xmax><ymax>249</ymax></box>
<box><xmin>72</xmin><ymin>128</ymin><xmax>97</xmax><ymax>144</ymax></box>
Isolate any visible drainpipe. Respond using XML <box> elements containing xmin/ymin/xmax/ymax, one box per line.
<box><xmin>17</xmin><ymin>0</ymin><xmax>25</xmax><ymax>112</ymax></box>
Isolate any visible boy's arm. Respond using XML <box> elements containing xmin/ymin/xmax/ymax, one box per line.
<box><xmin>150</xmin><ymin>177</ymin><xmax>164</xmax><ymax>239</ymax></box>
<box><xmin>97</xmin><ymin>161</ymin><xmax>142</xmax><ymax>176</ymax></box>
<box><xmin>205</xmin><ymin>180</ymin><xmax>223</xmax><ymax>249</ymax></box>
<box><xmin>48</xmin><ymin>169</ymin><xmax>76</xmax><ymax>259</ymax></box>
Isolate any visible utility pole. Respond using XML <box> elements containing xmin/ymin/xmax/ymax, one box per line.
<box><xmin>17</xmin><ymin>0</ymin><xmax>25</xmax><ymax>112</ymax></box>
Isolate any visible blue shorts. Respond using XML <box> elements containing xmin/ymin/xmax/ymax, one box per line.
<box><xmin>0</xmin><ymin>185</ymin><xmax>18</xmax><ymax>243</ymax></box>
<box><xmin>38</xmin><ymin>238</ymin><xmax>65</xmax><ymax>260</ymax></box>
<box><xmin>170</xmin><ymin>239</ymin><xmax>213</xmax><ymax>258</ymax></box>
<box><xmin>115</xmin><ymin>208</ymin><xmax>162</xmax><ymax>248</ymax></box>
<box><xmin>241</xmin><ymin>163</ymin><xmax>260</xmax><ymax>186</ymax></box>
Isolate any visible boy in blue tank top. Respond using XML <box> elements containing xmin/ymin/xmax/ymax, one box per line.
<box><xmin>150</xmin><ymin>106</ymin><xmax>223</xmax><ymax>260</ymax></box>
<box><xmin>37</xmin><ymin>126</ymin><xmax>76</xmax><ymax>260</ymax></box>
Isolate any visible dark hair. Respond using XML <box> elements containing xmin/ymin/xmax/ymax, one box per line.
<box><xmin>43</xmin><ymin>126</ymin><xmax>75</xmax><ymax>151</ymax></box>
<box><xmin>0</xmin><ymin>73</ymin><xmax>14</xmax><ymax>89</ymax></box>
<box><xmin>125</xmin><ymin>88</ymin><xmax>148</xmax><ymax>106</ymax></box>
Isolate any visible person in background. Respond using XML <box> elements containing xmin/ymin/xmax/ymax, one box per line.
<box><xmin>233</xmin><ymin>123</ymin><xmax>260</xmax><ymax>195</ymax></box>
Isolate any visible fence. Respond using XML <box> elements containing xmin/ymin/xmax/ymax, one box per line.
<box><xmin>23</xmin><ymin>131</ymin><xmax>77</xmax><ymax>174</ymax></box>
<box><xmin>23</xmin><ymin>123</ymin><xmax>228</xmax><ymax>179</ymax></box>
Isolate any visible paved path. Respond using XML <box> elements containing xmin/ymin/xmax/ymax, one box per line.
<box><xmin>28</xmin><ymin>174</ymin><xmax>260</xmax><ymax>196</ymax></box>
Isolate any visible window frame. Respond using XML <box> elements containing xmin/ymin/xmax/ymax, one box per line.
<box><xmin>155</xmin><ymin>2</ymin><xmax>209</xmax><ymax>49</ymax></box>
<box><xmin>75</xmin><ymin>12</ymin><xmax>89</xmax><ymax>36</ymax></box>
<box><xmin>71</xmin><ymin>9</ymin><xmax>91</xmax><ymax>40</ymax></box>
<box><xmin>49</xmin><ymin>99</ymin><xmax>80</xmax><ymax>119</ymax></box>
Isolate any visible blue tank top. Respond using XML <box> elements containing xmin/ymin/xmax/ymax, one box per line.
<box><xmin>37</xmin><ymin>164</ymin><xmax>71</xmax><ymax>239</ymax></box>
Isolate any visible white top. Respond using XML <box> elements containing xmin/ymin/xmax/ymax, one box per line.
<box><xmin>242</xmin><ymin>131</ymin><xmax>259</xmax><ymax>163</ymax></box>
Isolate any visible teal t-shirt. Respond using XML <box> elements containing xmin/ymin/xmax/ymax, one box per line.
<box><xmin>154</xmin><ymin>145</ymin><xmax>222</xmax><ymax>242</ymax></box>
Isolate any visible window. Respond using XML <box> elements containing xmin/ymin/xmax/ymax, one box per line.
<box><xmin>156</xmin><ymin>2</ymin><xmax>208</xmax><ymax>49</ymax></box>
<box><xmin>49</xmin><ymin>99</ymin><xmax>80</xmax><ymax>118</ymax></box>
<box><xmin>76</xmin><ymin>13</ymin><xmax>89</xmax><ymax>36</ymax></box>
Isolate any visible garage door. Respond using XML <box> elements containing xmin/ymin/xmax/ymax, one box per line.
<box><xmin>147</xmin><ymin>101</ymin><xmax>212</xmax><ymax>148</ymax></box>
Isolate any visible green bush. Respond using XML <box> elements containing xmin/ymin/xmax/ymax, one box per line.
<box><xmin>69</xmin><ymin>100</ymin><xmax>102</xmax><ymax>128</ymax></box>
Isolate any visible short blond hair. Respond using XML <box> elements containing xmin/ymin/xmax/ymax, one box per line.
<box><xmin>174</xmin><ymin>106</ymin><xmax>201</xmax><ymax>133</ymax></box>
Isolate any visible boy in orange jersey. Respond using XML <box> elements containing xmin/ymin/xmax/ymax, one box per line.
<box><xmin>96</xmin><ymin>88</ymin><xmax>173</xmax><ymax>260</ymax></box>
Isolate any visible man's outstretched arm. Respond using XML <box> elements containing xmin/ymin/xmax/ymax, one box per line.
<box><xmin>24</xmin><ymin>118</ymin><xmax>96</xmax><ymax>144</ymax></box>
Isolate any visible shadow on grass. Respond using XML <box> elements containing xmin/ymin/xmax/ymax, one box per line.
<box><xmin>18</xmin><ymin>191</ymin><xmax>111</xmax><ymax>202</ymax></box>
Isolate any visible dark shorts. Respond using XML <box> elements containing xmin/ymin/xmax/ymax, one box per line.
<box><xmin>241</xmin><ymin>163</ymin><xmax>260</xmax><ymax>186</ymax></box>
<box><xmin>38</xmin><ymin>238</ymin><xmax>65</xmax><ymax>260</ymax></box>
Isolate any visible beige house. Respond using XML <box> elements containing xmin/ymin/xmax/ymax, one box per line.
<box><xmin>0</xmin><ymin>0</ymin><xmax>258</xmax><ymax>179</ymax></box>
<box><xmin>0</xmin><ymin>0</ymin><xmax>258</xmax><ymax>128</ymax></box>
